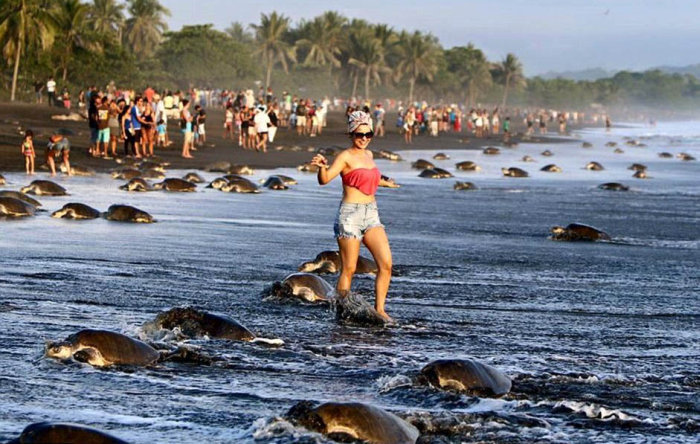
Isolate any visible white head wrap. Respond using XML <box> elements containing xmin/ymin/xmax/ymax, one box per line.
<box><xmin>347</xmin><ymin>111</ymin><xmax>373</xmax><ymax>133</ymax></box>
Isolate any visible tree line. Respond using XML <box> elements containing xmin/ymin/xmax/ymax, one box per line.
<box><xmin>2</xmin><ymin>0</ymin><xmax>699</xmax><ymax>111</ymax></box>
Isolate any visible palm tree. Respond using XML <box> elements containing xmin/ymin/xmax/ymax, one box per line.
<box><xmin>296</xmin><ymin>12</ymin><xmax>346</xmax><ymax>87</ymax></box>
<box><xmin>499</xmin><ymin>53</ymin><xmax>524</xmax><ymax>108</ymax></box>
<box><xmin>0</xmin><ymin>0</ymin><xmax>55</xmax><ymax>101</ymax></box>
<box><xmin>464</xmin><ymin>46</ymin><xmax>492</xmax><ymax>107</ymax></box>
<box><xmin>124</xmin><ymin>0</ymin><xmax>169</xmax><ymax>59</ymax></box>
<box><xmin>297</xmin><ymin>18</ymin><xmax>338</xmax><ymax>67</ymax></box>
<box><xmin>372</xmin><ymin>24</ymin><xmax>398</xmax><ymax>61</ymax></box>
<box><xmin>395</xmin><ymin>31</ymin><xmax>439</xmax><ymax>104</ymax></box>
<box><xmin>88</xmin><ymin>0</ymin><xmax>124</xmax><ymax>41</ymax></box>
<box><xmin>347</xmin><ymin>27</ymin><xmax>390</xmax><ymax>101</ymax></box>
<box><xmin>340</xmin><ymin>18</ymin><xmax>369</xmax><ymax>98</ymax></box>
<box><xmin>321</xmin><ymin>10</ymin><xmax>347</xmax><ymax>34</ymax></box>
<box><xmin>446</xmin><ymin>44</ymin><xmax>493</xmax><ymax>107</ymax></box>
<box><xmin>251</xmin><ymin>12</ymin><xmax>296</xmax><ymax>89</ymax></box>
<box><xmin>372</xmin><ymin>23</ymin><xmax>398</xmax><ymax>86</ymax></box>
<box><xmin>225</xmin><ymin>21</ymin><xmax>253</xmax><ymax>44</ymax></box>
<box><xmin>52</xmin><ymin>0</ymin><xmax>97</xmax><ymax>81</ymax></box>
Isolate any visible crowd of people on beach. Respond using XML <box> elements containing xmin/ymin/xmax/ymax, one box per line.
<box><xmin>39</xmin><ymin>81</ymin><xmax>342</xmax><ymax>161</ymax></box>
<box><xmin>393</xmin><ymin>105</ymin><xmax>597</xmax><ymax>143</ymax></box>
<box><xmin>27</xmin><ymin>77</ymin><xmax>617</xmax><ymax>177</ymax></box>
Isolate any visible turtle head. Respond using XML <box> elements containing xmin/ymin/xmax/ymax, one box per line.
<box><xmin>550</xmin><ymin>226</ymin><xmax>566</xmax><ymax>236</ymax></box>
<box><xmin>45</xmin><ymin>341</ymin><xmax>73</xmax><ymax>359</ymax></box>
<box><xmin>298</xmin><ymin>261</ymin><xmax>316</xmax><ymax>272</ymax></box>
<box><xmin>287</xmin><ymin>400</ymin><xmax>324</xmax><ymax>431</ymax></box>
<box><xmin>134</xmin><ymin>212</ymin><xmax>154</xmax><ymax>223</ymax></box>
<box><xmin>209</xmin><ymin>178</ymin><xmax>227</xmax><ymax>189</ymax></box>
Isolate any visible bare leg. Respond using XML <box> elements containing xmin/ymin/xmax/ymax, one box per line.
<box><xmin>336</xmin><ymin>237</ymin><xmax>361</xmax><ymax>297</ymax></box>
<box><xmin>182</xmin><ymin>135</ymin><xmax>193</xmax><ymax>158</ymax></box>
<box><xmin>47</xmin><ymin>154</ymin><xmax>56</xmax><ymax>176</ymax></box>
<box><xmin>362</xmin><ymin>226</ymin><xmax>393</xmax><ymax>322</ymax></box>
<box><xmin>62</xmin><ymin>152</ymin><xmax>72</xmax><ymax>176</ymax></box>
<box><xmin>257</xmin><ymin>133</ymin><xmax>268</xmax><ymax>152</ymax></box>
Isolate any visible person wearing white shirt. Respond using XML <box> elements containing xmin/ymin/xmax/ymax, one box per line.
<box><xmin>46</xmin><ymin>77</ymin><xmax>56</xmax><ymax>106</ymax></box>
<box><xmin>254</xmin><ymin>105</ymin><xmax>271</xmax><ymax>153</ymax></box>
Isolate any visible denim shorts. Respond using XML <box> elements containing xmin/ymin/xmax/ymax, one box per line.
<box><xmin>334</xmin><ymin>202</ymin><xmax>384</xmax><ymax>239</ymax></box>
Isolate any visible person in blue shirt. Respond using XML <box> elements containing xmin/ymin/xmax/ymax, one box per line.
<box><xmin>129</xmin><ymin>96</ymin><xmax>147</xmax><ymax>158</ymax></box>
<box><xmin>156</xmin><ymin>119</ymin><xmax>166</xmax><ymax>148</ymax></box>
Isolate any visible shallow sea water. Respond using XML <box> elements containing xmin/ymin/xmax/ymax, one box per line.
<box><xmin>0</xmin><ymin>122</ymin><xmax>698</xmax><ymax>443</ymax></box>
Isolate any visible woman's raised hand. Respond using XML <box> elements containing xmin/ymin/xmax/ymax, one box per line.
<box><xmin>311</xmin><ymin>154</ymin><xmax>328</xmax><ymax>167</ymax></box>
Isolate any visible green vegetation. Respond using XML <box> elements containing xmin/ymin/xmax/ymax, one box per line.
<box><xmin>1</xmin><ymin>1</ymin><xmax>699</xmax><ymax>111</ymax></box>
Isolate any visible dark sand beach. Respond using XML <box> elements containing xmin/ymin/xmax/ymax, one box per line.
<box><xmin>0</xmin><ymin>101</ymin><xmax>574</xmax><ymax>174</ymax></box>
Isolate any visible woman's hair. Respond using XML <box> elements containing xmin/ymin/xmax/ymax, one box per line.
<box><xmin>24</xmin><ymin>129</ymin><xmax>33</xmax><ymax>139</ymax></box>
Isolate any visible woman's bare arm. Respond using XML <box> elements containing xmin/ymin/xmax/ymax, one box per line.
<box><xmin>312</xmin><ymin>151</ymin><xmax>347</xmax><ymax>185</ymax></box>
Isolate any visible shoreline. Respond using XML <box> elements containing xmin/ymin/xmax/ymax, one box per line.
<box><xmin>0</xmin><ymin>101</ymin><xmax>578</xmax><ymax>175</ymax></box>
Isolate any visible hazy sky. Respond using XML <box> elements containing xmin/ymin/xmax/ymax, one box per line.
<box><xmin>160</xmin><ymin>0</ymin><xmax>700</xmax><ymax>76</ymax></box>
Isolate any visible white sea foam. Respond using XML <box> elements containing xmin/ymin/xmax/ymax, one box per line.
<box><xmin>376</xmin><ymin>374</ymin><xmax>413</xmax><ymax>393</ymax></box>
<box><xmin>250</xmin><ymin>416</ymin><xmax>314</xmax><ymax>441</ymax></box>
<box><xmin>252</xmin><ymin>337</ymin><xmax>285</xmax><ymax>346</ymax></box>
<box><xmin>551</xmin><ymin>400</ymin><xmax>649</xmax><ymax>423</ymax></box>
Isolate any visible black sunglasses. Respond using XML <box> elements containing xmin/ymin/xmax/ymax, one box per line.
<box><xmin>353</xmin><ymin>131</ymin><xmax>374</xmax><ymax>139</ymax></box>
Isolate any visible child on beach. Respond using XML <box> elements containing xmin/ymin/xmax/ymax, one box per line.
<box><xmin>21</xmin><ymin>130</ymin><xmax>35</xmax><ymax>175</ymax></box>
<box><xmin>156</xmin><ymin>119</ymin><xmax>166</xmax><ymax>148</ymax></box>
<box><xmin>197</xmin><ymin>107</ymin><xmax>207</xmax><ymax>146</ymax></box>
<box><xmin>223</xmin><ymin>105</ymin><xmax>234</xmax><ymax>139</ymax></box>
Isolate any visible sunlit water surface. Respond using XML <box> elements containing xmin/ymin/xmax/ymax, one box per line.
<box><xmin>1</xmin><ymin>122</ymin><xmax>698</xmax><ymax>443</ymax></box>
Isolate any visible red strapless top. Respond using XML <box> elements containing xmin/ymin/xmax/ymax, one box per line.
<box><xmin>341</xmin><ymin>167</ymin><xmax>381</xmax><ymax>196</ymax></box>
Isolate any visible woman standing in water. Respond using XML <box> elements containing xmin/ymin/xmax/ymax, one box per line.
<box><xmin>310</xmin><ymin>111</ymin><xmax>397</xmax><ymax>322</ymax></box>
